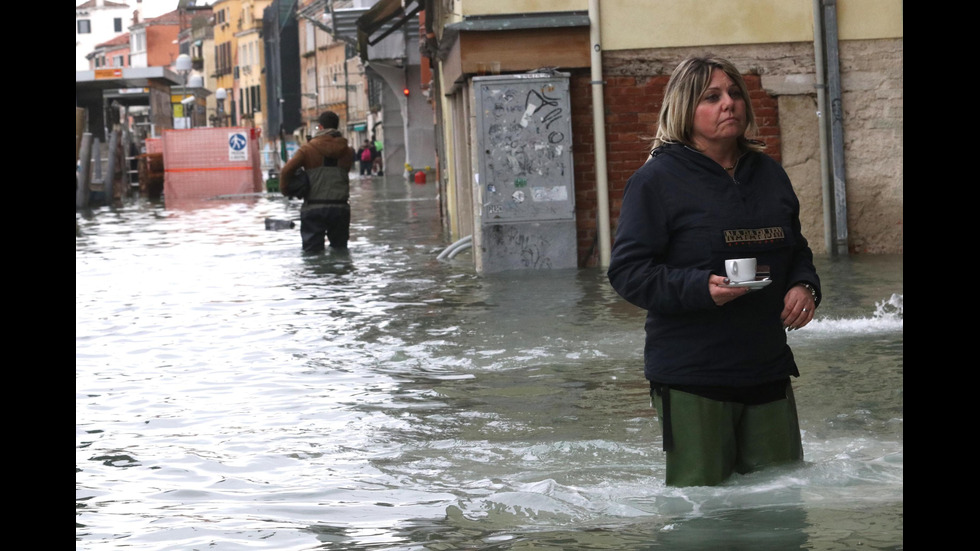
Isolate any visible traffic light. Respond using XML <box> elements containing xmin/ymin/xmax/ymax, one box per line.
<box><xmin>403</xmin><ymin>87</ymin><xmax>410</xmax><ymax>97</ymax></box>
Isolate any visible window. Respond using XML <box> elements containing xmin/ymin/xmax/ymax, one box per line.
<box><xmin>251</xmin><ymin>86</ymin><xmax>261</xmax><ymax>113</ymax></box>
<box><xmin>305</xmin><ymin>21</ymin><xmax>315</xmax><ymax>54</ymax></box>
<box><xmin>307</xmin><ymin>67</ymin><xmax>317</xmax><ymax>103</ymax></box>
<box><xmin>131</xmin><ymin>32</ymin><xmax>145</xmax><ymax>54</ymax></box>
<box><xmin>77</xmin><ymin>19</ymin><xmax>91</xmax><ymax>34</ymax></box>
<box><xmin>368</xmin><ymin>76</ymin><xmax>383</xmax><ymax>111</ymax></box>
<box><xmin>113</xmin><ymin>55</ymin><xmax>125</xmax><ymax>67</ymax></box>
<box><xmin>215</xmin><ymin>42</ymin><xmax>232</xmax><ymax>76</ymax></box>
<box><xmin>114</xmin><ymin>18</ymin><xmax>122</xmax><ymax>33</ymax></box>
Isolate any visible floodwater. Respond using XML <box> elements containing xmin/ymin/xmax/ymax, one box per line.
<box><xmin>76</xmin><ymin>174</ymin><xmax>903</xmax><ymax>550</ymax></box>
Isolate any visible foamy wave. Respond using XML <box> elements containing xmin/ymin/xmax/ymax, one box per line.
<box><xmin>873</xmin><ymin>293</ymin><xmax>903</xmax><ymax>319</ymax></box>
<box><xmin>808</xmin><ymin>293</ymin><xmax>903</xmax><ymax>335</ymax></box>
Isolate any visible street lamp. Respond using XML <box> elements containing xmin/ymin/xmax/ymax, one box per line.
<box><xmin>176</xmin><ymin>54</ymin><xmax>192</xmax><ymax>86</ymax></box>
<box><xmin>175</xmin><ymin>54</ymin><xmax>192</xmax><ymax>128</ymax></box>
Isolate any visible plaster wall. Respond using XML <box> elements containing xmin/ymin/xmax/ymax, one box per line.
<box><xmin>453</xmin><ymin>0</ymin><xmax>902</xmax><ymax>46</ymax></box>
<box><xmin>458</xmin><ymin>0</ymin><xmax>587</xmax><ymax>16</ymax></box>
<box><xmin>146</xmin><ymin>24</ymin><xmax>179</xmax><ymax>67</ymax></box>
<box><xmin>76</xmin><ymin>2</ymin><xmax>132</xmax><ymax>70</ymax></box>
<box><xmin>605</xmin><ymin>0</ymin><xmax>900</xmax><ymax>50</ymax></box>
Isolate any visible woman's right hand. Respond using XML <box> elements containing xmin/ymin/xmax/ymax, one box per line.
<box><xmin>709</xmin><ymin>274</ymin><xmax>750</xmax><ymax>306</ymax></box>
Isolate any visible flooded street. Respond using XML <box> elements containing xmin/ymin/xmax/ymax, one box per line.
<box><xmin>76</xmin><ymin>174</ymin><xmax>903</xmax><ymax>550</ymax></box>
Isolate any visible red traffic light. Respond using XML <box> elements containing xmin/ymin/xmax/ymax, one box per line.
<box><xmin>403</xmin><ymin>88</ymin><xmax>410</xmax><ymax>96</ymax></box>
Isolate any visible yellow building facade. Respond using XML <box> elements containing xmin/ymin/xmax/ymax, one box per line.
<box><xmin>236</xmin><ymin>0</ymin><xmax>273</xmax><ymax>143</ymax></box>
<box><xmin>210</xmin><ymin>0</ymin><xmax>241</xmax><ymax>127</ymax></box>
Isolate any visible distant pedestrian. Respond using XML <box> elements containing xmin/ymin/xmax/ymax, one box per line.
<box><xmin>280</xmin><ymin>111</ymin><xmax>356</xmax><ymax>252</ymax></box>
<box><xmin>371</xmin><ymin>134</ymin><xmax>384</xmax><ymax>176</ymax></box>
<box><xmin>358</xmin><ymin>140</ymin><xmax>373</xmax><ymax>176</ymax></box>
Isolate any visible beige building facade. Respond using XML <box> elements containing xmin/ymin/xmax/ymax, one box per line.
<box><xmin>297</xmin><ymin>12</ymin><xmax>348</xmax><ymax>135</ymax></box>
<box><xmin>294</xmin><ymin>0</ymin><xmax>371</xmax><ymax>144</ymax></box>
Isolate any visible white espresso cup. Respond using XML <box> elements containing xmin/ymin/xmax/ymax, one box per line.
<box><xmin>725</xmin><ymin>258</ymin><xmax>757</xmax><ymax>282</ymax></box>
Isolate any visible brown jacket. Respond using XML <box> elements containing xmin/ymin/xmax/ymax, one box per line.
<box><xmin>280</xmin><ymin>130</ymin><xmax>354</xmax><ymax>191</ymax></box>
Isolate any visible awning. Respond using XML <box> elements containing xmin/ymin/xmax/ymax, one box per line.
<box><xmin>443</xmin><ymin>11</ymin><xmax>589</xmax><ymax>32</ymax></box>
<box><xmin>75</xmin><ymin>66</ymin><xmax>182</xmax><ymax>91</ymax></box>
<box><xmin>326</xmin><ymin>6</ymin><xmax>367</xmax><ymax>43</ymax></box>
<box><xmin>436</xmin><ymin>11</ymin><xmax>591</xmax><ymax>62</ymax></box>
<box><xmin>355</xmin><ymin>0</ymin><xmax>421</xmax><ymax>60</ymax></box>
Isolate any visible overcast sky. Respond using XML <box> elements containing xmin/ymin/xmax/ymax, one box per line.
<box><xmin>76</xmin><ymin>1</ymin><xmax>213</xmax><ymax>19</ymax></box>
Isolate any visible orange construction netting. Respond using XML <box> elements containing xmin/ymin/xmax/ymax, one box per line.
<box><xmin>162</xmin><ymin>127</ymin><xmax>262</xmax><ymax>206</ymax></box>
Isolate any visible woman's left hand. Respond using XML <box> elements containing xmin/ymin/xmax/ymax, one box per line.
<box><xmin>781</xmin><ymin>284</ymin><xmax>816</xmax><ymax>331</ymax></box>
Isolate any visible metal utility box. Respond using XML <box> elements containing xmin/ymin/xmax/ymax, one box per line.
<box><xmin>473</xmin><ymin>72</ymin><xmax>577</xmax><ymax>273</ymax></box>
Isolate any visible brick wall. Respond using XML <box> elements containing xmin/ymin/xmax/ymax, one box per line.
<box><xmin>569</xmin><ymin>70</ymin><xmax>782</xmax><ymax>267</ymax></box>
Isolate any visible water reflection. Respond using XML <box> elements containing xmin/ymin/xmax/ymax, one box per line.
<box><xmin>76</xmin><ymin>175</ymin><xmax>901</xmax><ymax>550</ymax></box>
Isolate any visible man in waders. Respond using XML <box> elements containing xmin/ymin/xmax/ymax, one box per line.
<box><xmin>280</xmin><ymin>111</ymin><xmax>356</xmax><ymax>252</ymax></box>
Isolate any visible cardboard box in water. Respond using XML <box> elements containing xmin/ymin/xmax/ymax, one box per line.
<box><xmin>162</xmin><ymin>127</ymin><xmax>262</xmax><ymax>206</ymax></box>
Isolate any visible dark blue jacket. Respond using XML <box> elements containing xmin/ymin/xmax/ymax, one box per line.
<box><xmin>607</xmin><ymin>143</ymin><xmax>820</xmax><ymax>386</ymax></box>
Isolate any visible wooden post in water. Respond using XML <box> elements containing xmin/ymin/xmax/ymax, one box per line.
<box><xmin>77</xmin><ymin>133</ymin><xmax>93</xmax><ymax>209</ymax></box>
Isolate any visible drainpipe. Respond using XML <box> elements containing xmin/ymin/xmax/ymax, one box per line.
<box><xmin>589</xmin><ymin>0</ymin><xmax>612</xmax><ymax>268</ymax></box>
<box><xmin>822</xmin><ymin>0</ymin><xmax>849</xmax><ymax>256</ymax></box>
<box><xmin>812</xmin><ymin>0</ymin><xmax>834</xmax><ymax>255</ymax></box>
<box><xmin>311</xmin><ymin>16</ymin><xmax>320</xmax><ymax>130</ymax></box>
<box><xmin>401</xmin><ymin>66</ymin><xmax>411</xmax><ymax>178</ymax></box>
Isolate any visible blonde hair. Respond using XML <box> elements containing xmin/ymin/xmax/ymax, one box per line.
<box><xmin>652</xmin><ymin>56</ymin><xmax>764</xmax><ymax>153</ymax></box>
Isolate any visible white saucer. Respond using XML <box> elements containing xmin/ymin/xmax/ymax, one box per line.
<box><xmin>723</xmin><ymin>278</ymin><xmax>772</xmax><ymax>289</ymax></box>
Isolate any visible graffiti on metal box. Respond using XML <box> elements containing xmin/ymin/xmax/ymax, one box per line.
<box><xmin>477</xmin><ymin>76</ymin><xmax>575</xmax><ymax>224</ymax></box>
